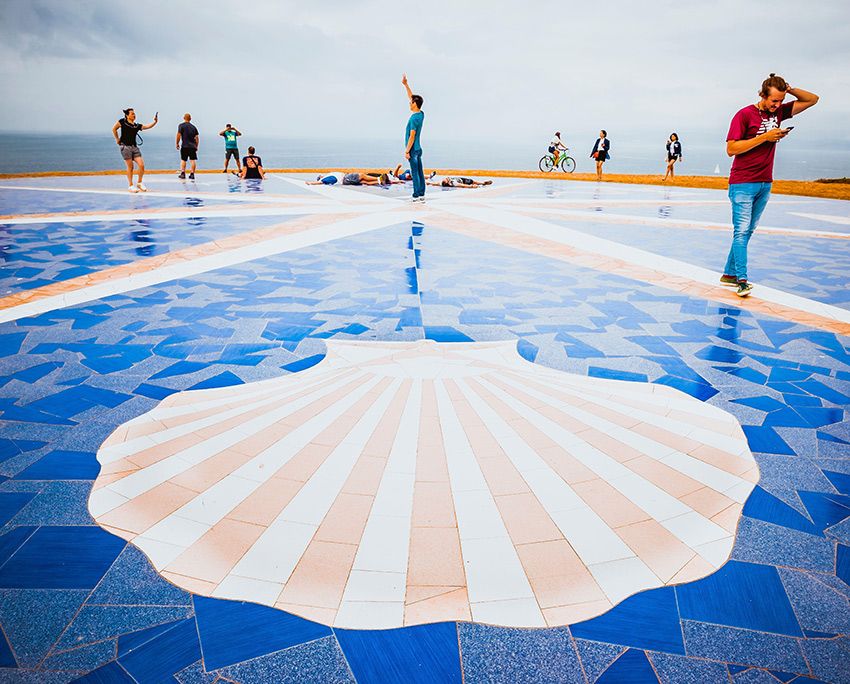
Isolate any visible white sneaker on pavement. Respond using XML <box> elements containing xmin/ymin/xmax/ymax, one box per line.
<box><xmin>136</xmin><ymin>183</ymin><xmax>147</xmax><ymax>192</ymax></box>
<box><xmin>128</xmin><ymin>185</ymin><xmax>138</xmax><ymax>193</ymax></box>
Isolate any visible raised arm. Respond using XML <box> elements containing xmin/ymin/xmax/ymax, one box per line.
<box><xmin>402</xmin><ymin>73</ymin><xmax>413</xmax><ymax>102</ymax></box>
<box><xmin>141</xmin><ymin>113</ymin><xmax>158</xmax><ymax>131</ymax></box>
<box><xmin>219</xmin><ymin>129</ymin><xmax>226</xmax><ymax>136</ymax></box>
<box><xmin>234</xmin><ymin>129</ymin><xmax>242</xmax><ymax>136</ymax></box>
<box><xmin>788</xmin><ymin>85</ymin><xmax>819</xmax><ymax>116</ymax></box>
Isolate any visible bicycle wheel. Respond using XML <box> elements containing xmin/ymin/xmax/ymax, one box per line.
<box><xmin>538</xmin><ymin>155</ymin><xmax>555</xmax><ymax>172</ymax></box>
<box><xmin>560</xmin><ymin>156</ymin><xmax>576</xmax><ymax>173</ymax></box>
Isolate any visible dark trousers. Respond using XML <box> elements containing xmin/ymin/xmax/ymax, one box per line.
<box><xmin>409</xmin><ymin>149</ymin><xmax>425</xmax><ymax>198</ymax></box>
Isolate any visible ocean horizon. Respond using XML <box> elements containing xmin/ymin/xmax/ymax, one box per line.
<box><xmin>1</xmin><ymin>132</ymin><xmax>847</xmax><ymax>180</ymax></box>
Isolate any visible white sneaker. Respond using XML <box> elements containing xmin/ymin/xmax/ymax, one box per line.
<box><xmin>128</xmin><ymin>185</ymin><xmax>138</xmax><ymax>193</ymax></box>
<box><xmin>136</xmin><ymin>182</ymin><xmax>147</xmax><ymax>192</ymax></box>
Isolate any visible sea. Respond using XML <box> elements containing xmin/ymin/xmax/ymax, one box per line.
<box><xmin>1</xmin><ymin>133</ymin><xmax>848</xmax><ymax>180</ymax></box>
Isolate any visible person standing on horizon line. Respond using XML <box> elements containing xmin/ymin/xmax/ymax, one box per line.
<box><xmin>176</xmin><ymin>113</ymin><xmax>199</xmax><ymax>180</ymax></box>
<box><xmin>590</xmin><ymin>130</ymin><xmax>610</xmax><ymax>181</ymax></box>
<box><xmin>663</xmin><ymin>133</ymin><xmax>683</xmax><ymax>182</ymax></box>
<box><xmin>111</xmin><ymin>107</ymin><xmax>157</xmax><ymax>193</ymax></box>
<box><xmin>219</xmin><ymin>123</ymin><xmax>242</xmax><ymax>175</ymax></box>
<box><xmin>402</xmin><ymin>73</ymin><xmax>426</xmax><ymax>203</ymax></box>
<box><xmin>721</xmin><ymin>73</ymin><xmax>818</xmax><ymax>298</ymax></box>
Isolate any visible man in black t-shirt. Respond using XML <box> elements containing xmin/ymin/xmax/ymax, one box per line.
<box><xmin>240</xmin><ymin>146</ymin><xmax>265</xmax><ymax>180</ymax></box>
<box><xmin>176</xmin><ymin>113</ymin><xmax>200</xmax><ymax>179</ymax></box>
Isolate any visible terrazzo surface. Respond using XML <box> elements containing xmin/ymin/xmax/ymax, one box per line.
<box><xmin>0</xmin><ymin>173</ymin><xmax>848</xmax><ymax>683</ymax></box>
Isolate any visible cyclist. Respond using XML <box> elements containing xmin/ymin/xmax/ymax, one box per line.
<box><xmin>548</xmin><ymin>131</ymin><xmax>568</xmax><ymax>166</ymax></box>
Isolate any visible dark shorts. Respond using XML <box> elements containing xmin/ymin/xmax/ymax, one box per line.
<box><xmin>548</xmin><ymin>146</ymin><xmax>556</xmax><ymax>153</ymax></box>
<box><xmin>667</xmin><ymin>154</ymin><xmax>679</xmax><ymax>162</ymax></box>
<box><xmin>180</xmin><ymin>147</ymin><xmax>198</xmax><ymax>161</ymax></box>
<box><xmin>119</xmin><ymin>144</ymin><xmax>142</xmax><ymax>161</ymax></box>
<box><xmin>457</xmin><ymin>177</ymin><xmax>474</xmax><ymax>185</ymax></box>
<box><xmin>342</xmin><ymin>173</ymin><xmax>361</xmax><ymax>185</ymax></box>
<box><xmin>225</xmin><ymin>148</ymin><xmax>239</xmax><ymax>161</ymax></box>
<box><xmin>596</xmin><ymin>151</ymin><xmax>607</xmax><ymax>162</ymax></box>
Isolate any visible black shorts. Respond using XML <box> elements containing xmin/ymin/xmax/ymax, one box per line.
<box><xmin>667</xmin><ymin>154</ymin><xmax>679</xmax><ymax>162</ymax></box>
<box><xmin>595</xmin><ymin>151</ymin><xmax>607</xmax><ymax>162</ymax></box>
<box><xmin>180</xmin><ymin>147</ymin><xmax>198</xmax><ymax>161</ymax></box>
<box><xmin>225</xmin><ymin>148</ymin><xmax>240</xmax><ymax>161</ymax></box>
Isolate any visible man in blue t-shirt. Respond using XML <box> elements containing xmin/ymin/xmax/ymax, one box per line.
<box><xmin>219</xmin><ymin>124</ymin><xmax>242</xmax><ymax>174</ymax></box>
<box><xmin>402</xmin><ymin>73</ymin><xmax>426</xmax><ymax>202</ymax></box>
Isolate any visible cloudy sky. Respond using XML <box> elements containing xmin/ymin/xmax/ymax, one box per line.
<box><xmin>1</xmin><ymin>0</ymin><xmax>848</xmax><ymax>147</ymax></box>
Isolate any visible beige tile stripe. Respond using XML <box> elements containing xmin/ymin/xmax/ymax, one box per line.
<box><xmin>429</xmin><ymin>210</ymin><xmax>850</xmax><ymax>336</ymax></box>
<box><xmin>0</xmin><ymin>211</ymin><xmax>361</xmax><ymax>310</ymax></box>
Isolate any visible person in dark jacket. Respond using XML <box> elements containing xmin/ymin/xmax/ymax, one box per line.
<box><xmin>591</xmin><ymin>130</ymin><xmax>610</xmax><ymax>181</ymax></box>
<box><xmin>663</xmin><ymin>133</ymin><xmax>683</xmax><ymax>181</ymax></box>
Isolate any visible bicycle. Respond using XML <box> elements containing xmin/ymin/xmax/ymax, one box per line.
<box><xmin>538</xmin><ymin>148</ymin><xmax>576</xmax><ymax>173</ymax></box>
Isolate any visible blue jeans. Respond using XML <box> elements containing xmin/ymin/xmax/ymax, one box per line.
<box><xmin>724</xmin><ymin>182</ymin><xmax>771</xmax><ymax>282</ymax></box>
<box><xmin>409</xmin><ymin>149</ymin><xmax>425</xmax><ymax>198</ymax></box>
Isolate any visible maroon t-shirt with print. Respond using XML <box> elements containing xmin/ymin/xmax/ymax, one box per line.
<box><xmin>727</xmin><ymin>101</ymin><xmax>794</xmax><ymax>184</ymax></box>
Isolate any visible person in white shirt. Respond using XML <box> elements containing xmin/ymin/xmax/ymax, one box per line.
<box><xmin>548</xmin><ymin>131</ymin><xmax>568</xmax><ymax>166</ymax></box>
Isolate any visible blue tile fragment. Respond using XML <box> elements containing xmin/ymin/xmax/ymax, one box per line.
<box><xmin>88</xmin><ymin>545</ymin><xmax>190</xmax><ymax>607</ymax></box>
<box><xmin>55</xmin><ymin>605</ymin><xmax>193</xmax><ymax>651</ymax></box>
<box><xmin>742</xmin><ymin>487</ymin><xmax>821</xmax><ymax>536</ymax></box>
<box><xmin>15</xmin><ymin>450</ymin><xmax>99</xmax><ymax>480</ymax></box>
<box><xmin>837</xmin><ymin>545</ymin><xmax>850</xmax><ymax>588</ymax></box>
<box><xmin>798</xmin><ymin>491</ymin><xmax>850</xmax><ymax>532</ymax></box>
<box><xmin>132</xmin><ymin>383</ymin><xmax>176</xmax><ymax>400</ymax></box>
<box><xmin>588</xmin><ymin>367</ymin><xmax>648</xmax><ymax>382</ymax></box>
<box><xmin>0</xmin><ymin>526</ymin><xmax>123</xmax><ymax>589</ymax></box>
<box><xmin>778</xmin><ymin>567</ymin><xmax>850</xmax><ymax>635</ymax></box>
<box><xmin>742</xmin><ymin>426</ymin><xmax>796</xmax><ymax>455</ymax></box>
<box><xmin>215</xmin><ymin>636</ymin><xmax>355</xmax><ymax>684</ymax></box>
<box><xmin>824</xmin><ymin>470</ymin><xmax>850</xmax><ymax>497</ymax></box>
<box><xmin>676</xmin><ymin>561</ymin><xmax>802</xmax><ymax>636</ymax></box>
<box><xmin>0</xmin><ymin>588</ymin><xmax>88</xmax><ymax>666</ymax></box>
<box><xmin>282</xmin><ymin>354</ymin><xmax>325</xmax><ymax>374</ymax></box>
<box><xmin>0</xmin><ymin>493</ymin><xmax>36</xmax><ymax>526</ymax></box>
<box><xmin>194</xmin><ymin>596</ymin><xmax>331</xmax><ymax>671</ymax></box>
<box><xmin>682</xmin><ymin>621</ymin><xmax>807</xmax><ymax>672</ymax></box>
<box><xmin>647</xmin><ymin>650</ymin><xmax>731</xmax><ymax>683</ymax></box>
<box><xmin>573</xmin><ymin>639</ymin><xmax>625</xmax><ymax>683</ymax></box>
<box><xmin>119</xmin><ymin>617</ymin><xmax>201</xmax><ymax>684</ymax></box>
<box><xmin>801</xmin><ymin>636</ymin><xmax>850</xmax><ymax>684</ymax></box>
<box><xmin>335</xmin><ymin>621</ymin><xmax>462</xmax><ymax>684</ymax></box>
<box><xmin>733</xmin><ymin>669</ymin><xmax>786</xmax><ymax>683</ymax></box>
<box><xmin>571</xmin><ymin>588</ymin><xmax>685</xmax><ymax>655</ymax></box>
<box><xmin>458</xmin><ymin>623</ymin><xmax>582</xmax><ymax>683</ymax></box>
<box><xmin>732</xmin><ymin>518</ymin><xmax>835</xmax><ymax>572</ymax></box>
<box><xmin>42</xmin><ymin>639</ymin><xmax>116</xmax><ymax>673</ymax></box>
<box><xmin>424</xmin><ymin>326</ymin><xmax>474</xmax><ymax>342</ymax></box>
<box><xmin>73</xmin><ymin>661</ymin><xmax>136</xmax><ymax>683</ymax></box>
<box><xmin>0</xmin><ymin>527</ymin><xmax>37</xmax><ymax>568</ymax></box>
<box><xmin>596</xmin><ymin>649</ymin><xmax>659</xmax><ymax>683</ymax></box>
<box><xmin>0</xmin><ymin>628</ymin><xmax>15</xmax><ymax>668</ymax></box>
<box><xmin>118</xmin><ymin>620</ymin><xmax>186</xmax><ymax>658</ymax></box>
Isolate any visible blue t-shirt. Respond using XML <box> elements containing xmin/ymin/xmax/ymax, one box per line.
<box><xmin>406</xmin><ymin>111</ymin><xmax>424</xmax><ymax>151</ymax></box>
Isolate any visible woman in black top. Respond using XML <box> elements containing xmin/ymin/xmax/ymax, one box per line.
<box><xmin>590</xmin><ymin>130</ymin><xmax>610</xmax><ymax>181</ymax></box>
<box><xmin>111</xmin><ymin>108</ymin><xmax>158</xmax><ymax>193</ymax></box>
<box><xmin>240</xmin><ymin>146</ymin><xmax>265</xmax><ymax>180</ymax></box>
<box><xmin>663</xmin><ymin>132</ymin><xmax>683</xmax><ymax>181</ymax></box>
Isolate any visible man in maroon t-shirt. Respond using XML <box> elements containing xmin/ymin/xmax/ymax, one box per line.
<box><xmin>721</xmin><ymin>73</ymin><xmax>818</xmax><ymax>297</ymax></box>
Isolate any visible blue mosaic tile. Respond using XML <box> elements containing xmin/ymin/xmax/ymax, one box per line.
<box><xmin>117</xmin><ymin>617</ymin><xmax>201</xmax><ymax>684</ymax></box>
<box><xmin>837</xmin><ymin>545</ymin><xmax>850</xmax><ymax>588</ymax></box>
<box><xmin>117</xmin><ymin>621</ymin><xmax>185</xmax><ymax>658</ymax></box>
<box><xmin>824</xmin><ymin>470</ymin><xmax>850</xmax><ymax>497</ymax></box>
<box><xmin>798</xmin><ymin>491</ymin><xmax>850</xmax><ymax>532</ymax></box>
<box><xmin>681</xmin><ymin>621</ymin><xmax>807</xmax><ymax>673</ymax></box>
<box><xmin>800</xmin><ymin>636</ymin><xmax>850</xmax><ymax>684</ymax></box>
<box><xmin>742</xmin><ymin>426</ymin><xmax>796</xmax><ymax>455</ymax></box>
<box><xmin>733</xmin><ymin>669</ymin><xmax>786</xmax><ymax>683</ymax></box>
<box><xmin>54</xmin><ymin>605</ymin><xmax>193</xmax><ymax>651</ymax></box>
<box><xmin>731</xmin><ymin>518</ymin><xmax>835</xmax><ymax>572</ymax></box>
<box><xmin>647</xmin><ymin>651</ymin><xmax>731</xmax><ymax>684</ymax></box>
<box><xmin>573</xmin><ymin>639</ymin><xmax>626</xmax><ymax>683</ymax></box>
<box><xmin>458</xmin><ymin>623</ymin><xmax>582</xmax><ymax>683</ymax></box>
<box><xmin>778</xmin><ymin>568</ymin><xmax>850</xmax><ymax>635</ymax></box>
<box><xmin>0</xmin><ymin>527</ymin><xmax>123</xmax><ymax>589</ymax></box>
<box><xmin>0</xmin><ymin>589</ymin><xmax>88</xmax><ymax>667</ymax></box>
<box><xmin>0</xmin><ymin>628</ymin><xmax>15</xmax><ymax>668</ymax></box>
<box><xmin>174</xmin><ymin>660</ymin><xmax>217</xmax><ymax>684</ymax></box>
<box><xmin>42</xmin><ymin>639</ymin><xmax>116</xmax><ymax>673</ymax></box>
<box><xmin>335</xmin><ymin>621</ymin><xmax>461</xmax><ymax>684</ymax></box>
<box><xmin>571</xmin><ymin>588</ymin><xmax>685</xmax><ymax>655</ymax></box>
<box><xmin>3</xmin><ymin>482</ymin><xmax>96</xmax><ymax>526</ymax></box>
<box><xmin>0</xmin><ymin>527</ymin><xmax>36</xmax><ymax>567</ymax></box>
<box><xmin>194</xmin><ymin>596</ymin><xmax>331</xmax><ymax>671</ymax></box>
<box><xmin>71</xmin><ymin>660</ymin><xmax>136</xmax><ymax>683</ymax></box>
<box><xmin>0</xmin><ymin>493</ymin><xmax>36</xmax><ymax>526</ymax></box>
<box><xmin>87</xmin><ymin>546</ymin><xmax>190</xmax><ymax>607</ymax></box>
<box><xmin>14</xmin><ymin>451</ymin><xmax>98</xmax><ymax>480</ymax></box>
<box><xmin>742</xmin><ymin>487</ymin><xmax>821</xmax><ymax>536</ymax></box>
<box><xmin>596</xmin><ymin>649</ymin><xmax>659</xmax><ymax>683</ymax></box>
<box><xmin>676</xmin><ymin>561</ymin><xmax>802</xmax><ymax>636</ymax></box>
<box><xmin>214</xmin><ymin>636</ymin><xmax>355</xmax><ymax>684</ymax></box>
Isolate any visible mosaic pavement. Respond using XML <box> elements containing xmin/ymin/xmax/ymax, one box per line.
<box><xmin>0</xmin><ymin>173</ymin><xmax>848</xmax><ymax>683</ymax></box>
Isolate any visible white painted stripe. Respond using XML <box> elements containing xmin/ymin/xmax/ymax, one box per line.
<box><xmin>434</xmin><ymin>379</ymin><xmax>544</xmax><ymax>626</ymax></box>
<box><xmin>224</xmin><ymin>378</ymin><xmax>402</xmax><ymax>586</ymax></box>
<box><xmin>336</xmin><ymin>380</ymin><xmax>421</xmax><ymax>628</ymax></box>
<box><xmin>474</xmin><ymin>376</ymin><xmax>731</xmax><ymax>559</ymax></box>
<box><xmin>443</xmin><ymin>204</ymin><xmax>850</xmax><ymax>324</ymax></box>
<box><xmin>492</xmin><ymin>373</ymin><xmax>748</xmax><ymax>500</ymax></box>
<box><xmin>0</xmin><ymin>209</ymin><xmax>416</xmax><ymax>324</ymax></box>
